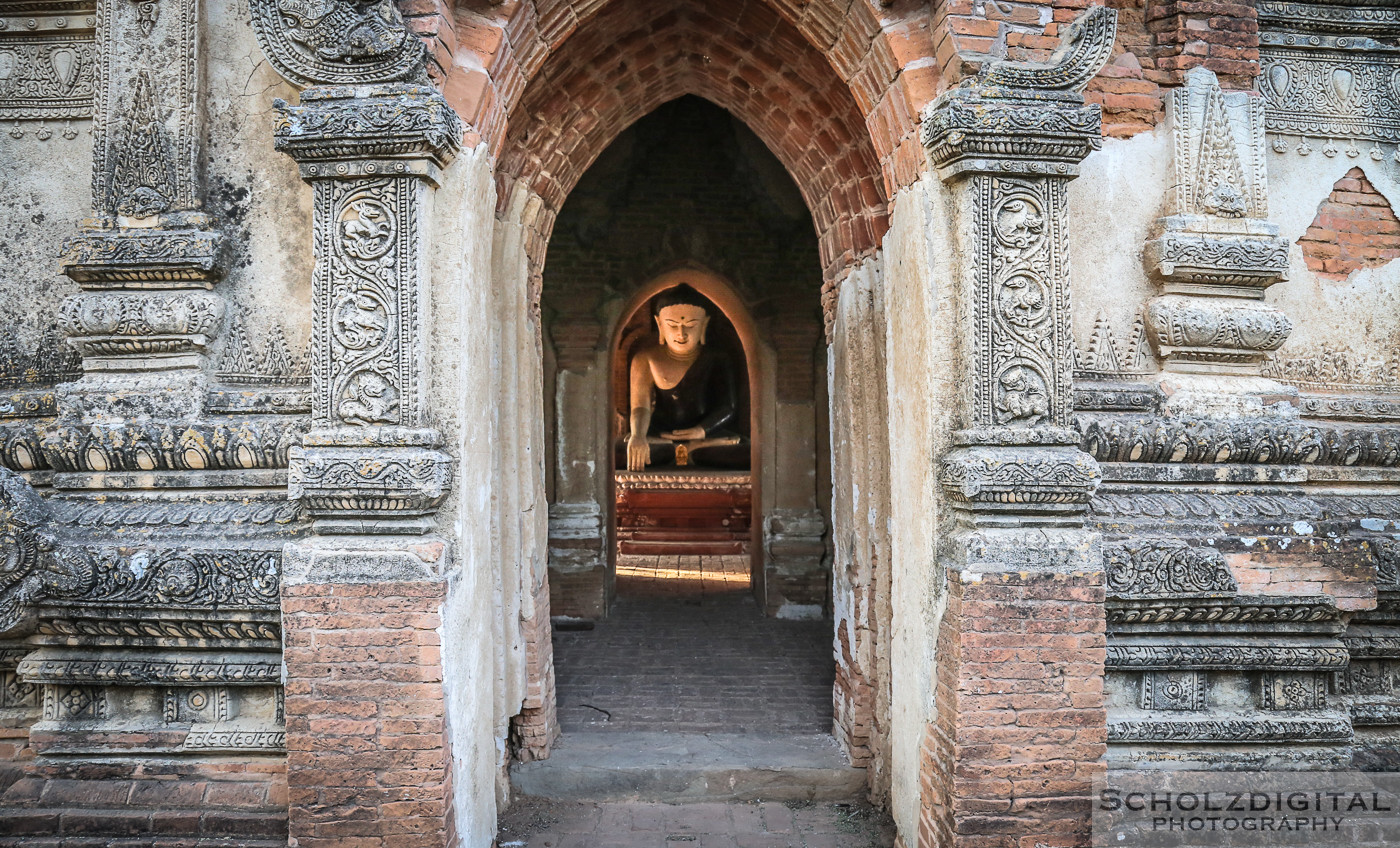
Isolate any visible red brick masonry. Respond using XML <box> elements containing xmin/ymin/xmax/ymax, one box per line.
<box><xmin>921</xmin><ymin>570</ymin><xmax>1107</xmax><ymax>848</ymax></box>
<box><xmin>283</xmin><ymin>581</ymin><xmax>454</xmax><ymax>848</ymax></box>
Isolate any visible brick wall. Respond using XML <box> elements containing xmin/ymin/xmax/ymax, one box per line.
<box><xmin>510</xmin><ymin>575</ymin><xmax>560</xmax><ymax>762</ymax></box>
<box><xmin>1222</xmin><ymin>536</ymin><xmax>1379</xmax><ymax>612</ymax></box>
<box><xmin>920</xmin><ymin>570</ymin><xmax>1107</xmax><ymax>848</ymax></box>
<box><xmin>1299</xmin><ymin>167</ymin><xmax>1400</xmax><ymax>281</ymax></box>
<box><xmin>282</xmin><ymin>581</ymin><xmax>453</xmax><ymax>848</ymax></box>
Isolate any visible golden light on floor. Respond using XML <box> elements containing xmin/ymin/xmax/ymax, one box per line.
<box><xmin>614</xmin><ymin>553</ymin><xmax>752</xmax><ymax>595</ymax></box>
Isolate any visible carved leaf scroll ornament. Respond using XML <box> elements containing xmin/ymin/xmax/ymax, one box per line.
<box><xmin>0</xmin><ymin>468</ymin><xmax>94</xmax><ymax>634</ymax></box>
<box><xmin>977</xmin><ymin>4</ymin><xmax>1118</xmax><ymax>94</ymax></box>
<box><xmin>249</xmin><ymin>0</ymin><xmax>428</xmax><ymax>88</ymax></box>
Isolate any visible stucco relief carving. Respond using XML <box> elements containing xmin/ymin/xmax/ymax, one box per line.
<box><xmin>0</xmin><ymin>7</ymin><xmax>97</xmax><ymax>135</ymax></box>
<box><xmin>38</xmin><ymin>416</ymin><xmax>304</xmax><ymax>473</ymax></box>
<box><xmin>218</xmin><ymin>315</ymin><xmax>309</xmax><ymax>387</ymax></box>
<box><xmin>1104</xmin><ymin>540</ymin><xmax>1237</xmax><ymax>599</ymax></box>
<box><xmin>1261</xmin><ymin>34</ymin><xmax>1400</xmax><ymax>145</ymax></box>
<box><xmin>1078</xmin><ymin>413</ymin><xmax>1400</xmax><ymax>467</ymax></box>
<box><xmin>0</xmin><ymin>468</ymin><xmax>93</xmax><ymax>634</ymax></box>
<box><xmin>1107</xmin><ymin>717</ymin><xmax>1350</xmax><ymax>743</ymax></box>
<box><xmin>976</xmin><ymin>5</ymin><xmax>1117</xmax><ymax>93</ymax></box>
<box><xmin>249</xmin><ymin>0</ymin><xmax>428</xmax><ymax>88</ymax></box>
<box><xmin>269</xmin><ymin>81</ymin><xmax>459</xmax><ymax>531</ymax></box>
<box><xmin>59</xmin><ymin>290</ymin><xmax>223</xmax><ymax>359</ymax></box>
<box><xmin>1144</xmin><ymin>68</ymin><xmax>1291</xmax><ymax>380</ymax></box>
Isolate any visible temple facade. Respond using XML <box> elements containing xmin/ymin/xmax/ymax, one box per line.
<box><xmin>1</xmin><ymin>0</ymin><xmax>1399</xmax><ymax>845</ymax></box>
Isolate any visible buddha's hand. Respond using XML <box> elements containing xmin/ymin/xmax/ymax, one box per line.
<box><xmin>661</xmin><ymin>427</ymin><xmax>705</xmax><ymax>441</ymax></box>
<box><xmin>626</xmin><ymin>434</ymin><xmax>651</xmax><ymax>471</ymax></box>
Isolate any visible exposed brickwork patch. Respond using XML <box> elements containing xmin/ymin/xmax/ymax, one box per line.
<box><xmin>282</xmin><ymin>581</ymin><xmax>453</xmax><ymax>848</ymax></box>
<box><xmin>1222</xmin><ymin>535</ymin><xmax>1379</xmax><ymax>612</ymax></box>
<box><xmin>920</xmin><ymin>570</ymin><xmax>1107</xmax><ymax>848</ymax></box>
<box><xmin>1299</xmin><ymin>167</ymin><xmax>1400</xmax><ymax>281</ymax></box>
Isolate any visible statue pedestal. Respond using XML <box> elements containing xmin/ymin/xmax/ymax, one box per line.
<box><xmin>615</xmin><ymin>470</ymin><xmax>751</xmax><ymax>555</ymax></box>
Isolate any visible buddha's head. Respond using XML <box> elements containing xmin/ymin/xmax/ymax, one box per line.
<box><xmin>653</xmin><ymin>284</ymin><xmax>710</xmax><ymax>357</ymax></box>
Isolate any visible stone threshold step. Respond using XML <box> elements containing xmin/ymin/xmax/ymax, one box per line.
<box><xmin>510</xmin><ymin>731</ymin><xmax>865</xmax><ymax>803</ymax></box>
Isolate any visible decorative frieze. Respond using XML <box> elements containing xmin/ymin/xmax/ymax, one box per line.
<box><xmin>1107</xmin><ymin>645</ymin><xmax>1350</xmax><ymax>671</ymax></box>
<box><xmin>1108</xmin><ymin>598</ymin><xmax>1340</xmax><ymax>626</ymax></box>
<box><xmin>1104</xmin><ymin>540</ymin><xmax>1236</xmax><ymax>599</ymax></box>
<box><xmin>38</xmin><ymin>416</ymin><xmax>305</xmax><ymax>473</ymax></box>
<box><xmin>1108</xmin><ymin>716</ymin><xmax>1351</xmax><ymax>743</ymax></box>
<box><xmin>1260</xmin><ymin>35</ymin><xmax>1400</xmax><ymax>145</ymax></box>
<box><xmin>1142</xmin><ymin>671</ymin><xmax>1206</xmax><ymax>711</ymax></box>
<box><xmin>19</xmin><ymin>651</ymin><xmax>280</xmax><ymax>684</ymax></box>
<box><xmin>1143</xmin><ymin>68</ymin><xmax>1292</xmax><ymax>384</ymax></box>
<box><xmin>1078</xmin><ymin>414</ymin><xmax>1400</xmax><ymax>467</ymax></box>
<box><xmin>923</xmin><ymin>6</ymin><xmax>1116</xmax><ymax>526</ymax></box>
<box><xmin>0</xmin><ymin>3</ymin><xmax>96</xmax><ymax>134</ymax></box>
<box><xmin>1260</xmin><ymin>671</ymin><xmax>1327</xmax><ymax>710</ymax></box>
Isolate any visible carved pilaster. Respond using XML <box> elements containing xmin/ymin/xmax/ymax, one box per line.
<box><xmin>922</xmin><ymin>6</ymin><xmax>1116</xmax><ymax>526</ymax></box>
<box><xmin>1143</xmin><ymin>67</ymin><xmax>1297</xmax><ymax>414</ymax></box>
<box><xmin>272</xmin><ymin>84</ymin><xmax>459</xmax><ymax>534</ymax></box>
<box><xmin>58</xmin><ymin>0</ymin><xmax>226</xmax><ymax>379</ymax></box>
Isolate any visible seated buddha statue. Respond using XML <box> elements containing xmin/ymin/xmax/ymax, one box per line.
<box><xmin>622</xmin><ymin>285</ymin><xmax>747</xmax><ymax>471</ymax></box>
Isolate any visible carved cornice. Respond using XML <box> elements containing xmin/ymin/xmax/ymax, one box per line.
<box><xmin>18</xmin><ymin>650</ymin><xmax>281</xmax><ymax>684</ymax></box>
<box><xmin>288</xmin><ymin>445</ymin><xmax>452</xmax><ymax>530</ymax></box>
<box><xmin>1108</xmin><ymin>598</ymin><xmax>1341</xmax><ymax>626</ymax></box>
<box><xmin>1073</xmin><ymin>382</ymin><xmax>1160</xmax><ymax>413</ymax></box>
<box><xmin>249</xmin><ymin>0</ymin><xmax>428</xmax><ymax>89</ymax></box>
<box><xmin>61</xmin><ymin>226</ymin><xmax>225</xmax><ymax>286</ymax></box>
<box><xmin>273</xmin><ymin>84</ymin><xmax>462</xmax><ymax>174</ymax></box>
<box><xmin>38</xmin><ymin>416</ymin><xmax>306</xmax><ymax>473</ymax></box>
<box><xmin>1105</xmin><ymin>540</ymin><xmax>1237</xmax><ymax>599</ymax></box>
<box><xmin>1142</xmin><ymin>231</ymin><xmax>1290</xmax><ymax>291</ymax></box>
<box><xmin>1078</xmin><ymin>414</ymin><xmax>1400</xmax><ymax>467</ymax></box>
<box><xmin>921</xmin><ymin>97</ymin><xmax>1103</xmax><ymax>178</ymax></box>
<box><xmin>35</xmin><ymin>617</ymin><xmax>280</xmax><ymax>645</ymax></box>
<box><xmin>1108</xmin><ymin>715</ymin><xmax>1352</xmax><ymax>743</ymax></box>
<box><xmin>941</xmin><ymin>445</ymin><xmax>1101</xmax><ymax>517</ymax></box>
<box><xmin>1259</xmin><ymin>1</ymin><xmax>1400</xmax><ymax>38</ymax></box>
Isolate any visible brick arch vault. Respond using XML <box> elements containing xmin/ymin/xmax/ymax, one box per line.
<box><xmin>434</xmin><ymin>0</ymin><xmax>925</xmax><ymax>814</ymax></box>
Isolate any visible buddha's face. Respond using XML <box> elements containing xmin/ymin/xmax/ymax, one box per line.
<box><xmin>655</xmin><ymin>304</ymin><xmax>709</xmax><ymax>356</ymax></box>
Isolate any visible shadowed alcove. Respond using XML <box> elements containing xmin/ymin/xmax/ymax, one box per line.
<box><xmin>539</xmin><ymin>95</ymin><xmax>835</xmax><ymax>734</ymax></box>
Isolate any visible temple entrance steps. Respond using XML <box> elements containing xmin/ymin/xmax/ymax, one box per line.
<box><xmin>510</xmin><ymin>731</ymin><xmax>865</xmax><ymax>803</ymax></box>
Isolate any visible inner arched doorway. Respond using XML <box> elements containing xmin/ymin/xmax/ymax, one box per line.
<box><xmin>538</xmin><ymin>97</ymin><xmax>836</xmax><ymax>738</ymax></box>
<box><xmin>609</xmin><ymin>272</ymin><xmax>758</xmax><ymax>602</ymax></box>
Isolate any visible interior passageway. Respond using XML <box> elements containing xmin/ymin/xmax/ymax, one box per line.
<box><xmin>553</xmin><ymin>554</ymin><xmax>833</xmax><ymax>734</ymax></box>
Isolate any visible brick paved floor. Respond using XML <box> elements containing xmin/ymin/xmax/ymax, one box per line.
<box><xmin>497</xmin><ymin>799</ymin><xmax>896</xmax><ymax>848</ymax></box>
<box><xmin>552</xmin><ymin>555</ymin><xmax>833</xmax><ymax>734</ymax></box>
